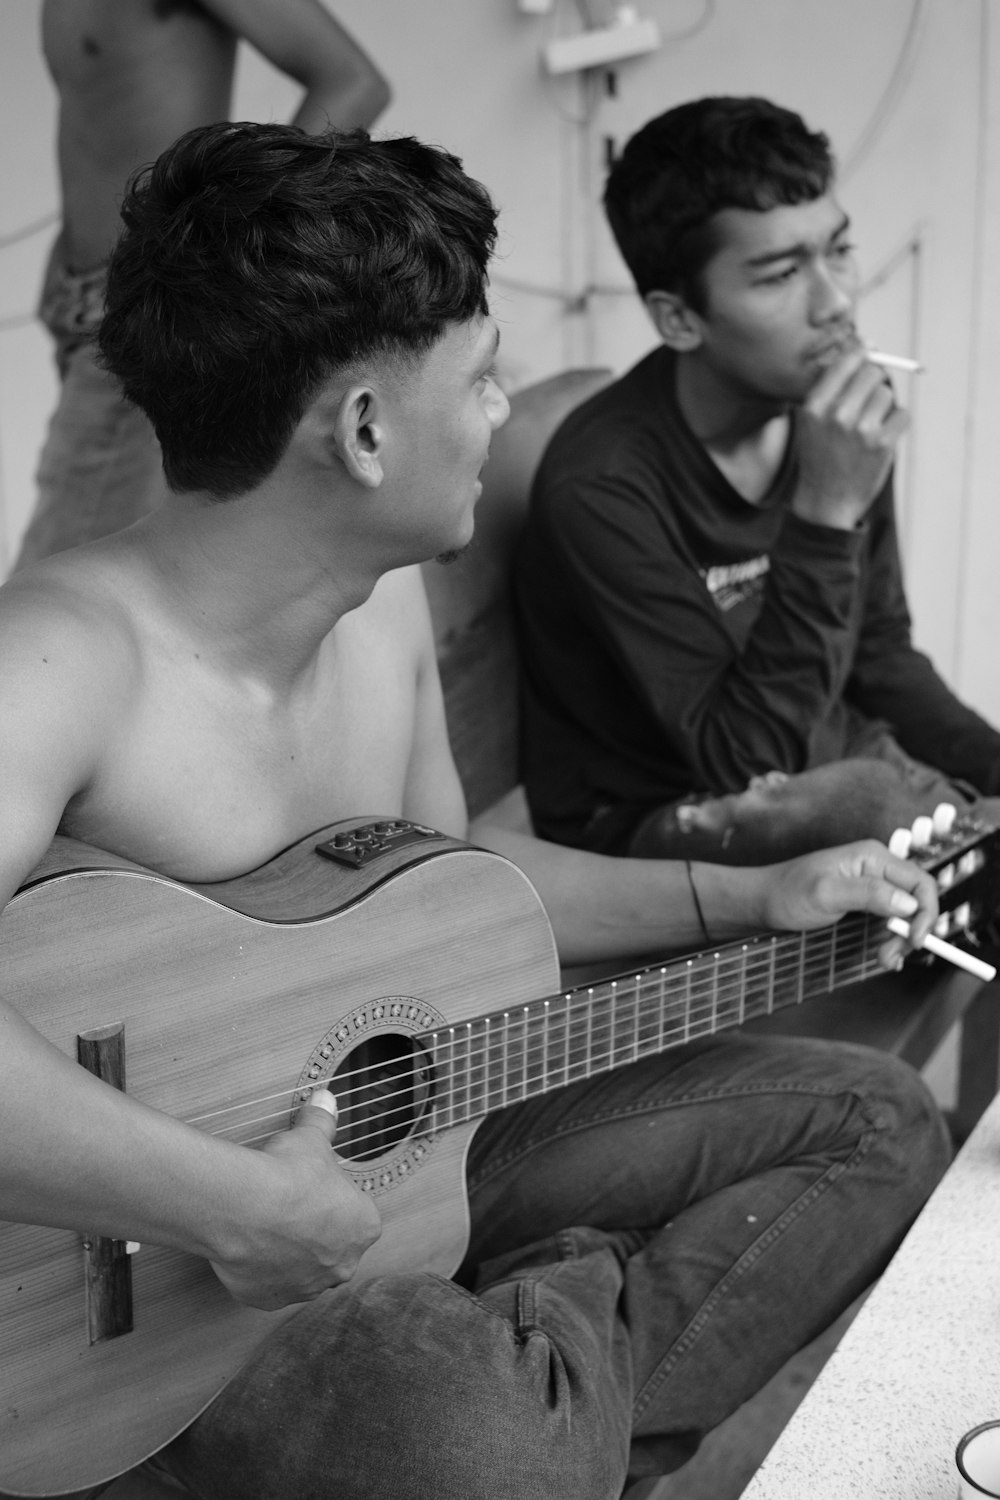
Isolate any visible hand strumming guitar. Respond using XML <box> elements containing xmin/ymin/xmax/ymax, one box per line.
<box><xmin>210</xmin><ymin>1092</ymin><xmax>381</xmax><ymax>1311</ymax></box>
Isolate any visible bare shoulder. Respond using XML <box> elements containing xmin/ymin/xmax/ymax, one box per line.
<box><xmin>0</xmin><ymin>555</ymin><xmax>142</xmax><ymax>892</ymax></box>
<box><xmin>0</xmin><ymin>553</ymin><xmax>140</xmax><ymax>699</ymax></box>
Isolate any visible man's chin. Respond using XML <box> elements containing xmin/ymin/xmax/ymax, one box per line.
<box><xmin>434</xmin><ymin>540</ymin><xmax>475</xmax><ymax>566</ymax></box>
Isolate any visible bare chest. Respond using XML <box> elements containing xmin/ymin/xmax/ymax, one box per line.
<box><xmin>63</xmin><ymin>631</ymin><xmax>419</xmax><ymax>881</ymax></box>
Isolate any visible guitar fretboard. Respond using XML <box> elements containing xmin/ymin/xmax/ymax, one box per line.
<box><xmin>423</xmin><ymin>910</ymin><xmax>885</xmax><ymax>1129</ymax></box>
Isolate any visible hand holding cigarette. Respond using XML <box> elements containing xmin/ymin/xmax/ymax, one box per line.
<box><xmin>886</xmin><ymin>915</ymin><xmax>996</xmax><ymax>982</ymax></box>
<box><xmin>885</xmin><ymin>812</ymin><xmax>996</xmax><ymax>981</ymax></box>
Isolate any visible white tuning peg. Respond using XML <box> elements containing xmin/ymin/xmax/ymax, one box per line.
<box><xmin>932</xmin><ymin>802</ymin><xmax>957</xmax><ymax>838</ymax></box>
<box><xmin>910</xmin><ymin>815</ymin><xmax>934</xmax><ymax>849</ymax></box>
<box><xmin>888</xmin><ymin>827</ymin><xmax>913</xmax><ymax>858</ymax></box>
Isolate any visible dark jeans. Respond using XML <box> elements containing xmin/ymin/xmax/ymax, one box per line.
<box><xmin>156</xmin><ymin>1032</ymin><xmax>949</xmax><ymax>1500</ymax></box>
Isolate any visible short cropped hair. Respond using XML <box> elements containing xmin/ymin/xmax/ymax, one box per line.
<box><xmin>604</xmin><ymin>96</ymin><xmax>834</xmax><ymax>310</ymax></box>
<box><xmin>98</xmin><ymin>122</ymin><xmax>498</xmax><ymax>497</ymax></box>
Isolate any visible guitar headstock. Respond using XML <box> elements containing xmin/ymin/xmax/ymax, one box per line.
<box><xmin>898</xmin><ymin>808</ymin><xmax>1000</xmax><ymax>958</ymax></box>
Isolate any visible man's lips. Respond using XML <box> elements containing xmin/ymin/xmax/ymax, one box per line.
<box><xmin>808</xmin><ymin>332</ymin><xmax>862</xmax><ymax>367</ymax></box>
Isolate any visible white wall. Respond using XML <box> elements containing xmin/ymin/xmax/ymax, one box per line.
<box><xmin>2</xmin><ymin>0</ymin><xmax>999</xmax><ymax>726</ymax></box>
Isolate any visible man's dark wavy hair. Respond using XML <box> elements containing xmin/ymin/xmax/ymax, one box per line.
<box><xmin>604</xmin><ymin>96</ymin><xmax>835</xmax><ymax>311</ymax></box>
<box><xmin>98</xmin><ymin>122</ymin><xmax>498</xmax><ymax>497</ymax></box>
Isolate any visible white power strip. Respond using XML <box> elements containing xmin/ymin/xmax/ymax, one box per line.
<box><xmin>543</xmin><ymin>17</ymin><xmax>661</xmax><ymax>74</ymax></box>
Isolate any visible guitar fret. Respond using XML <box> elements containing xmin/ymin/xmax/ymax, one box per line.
<box><xmin>712</xmin><ymin>949</ymin><xmax>743</xmax><ymax>1035</ymax></box>
<box><xmin>484</xmin><ymin>1014</ymin><xmax>504</xmax><ymax>1114</ymax></box>
<box><xmin>529</xmin><ymin>1003</ymin><xmax>547</xmax><ymax>1098</ymax></box>
<box><xmin>611</xmin><ymin>981</ymin><xmax>630</xmax><ymax>1069</ymax></box>
<box><xmin>507</xmin><ymin>1009</ymin><xmax>525</xmax><ymax>1104</ymax></box>
<box><xmin>446</xmin><ymin>1027</ymin><xmax>460</xmax><ymax>1129</ymax></box>
<box><xmin>828</xmin><ymin>921</ymin><xmax>837</xmax><ymax>991</ymax></box>
<box><xmin>510</xmin><ymin>1009</ymin><xmax>523</xmax><ymax>1105</ymax></box>
<box><xmin>465</xmin><ymin>1018</ymin><xmax>485</xmax><ymax>1122</ymax></box>
<box><xmin>636</xmin><ymin>971</ymin><xmax>659</xmax><ymax>1061</ymax></box>
<box><xmin>657</xmin><ymin>968</ymin><xmax>666</xmax><ymax>1054</ymax></box>
<box><xmin>710</xmin><ymin>952</ymin><xmax>719</xmax><ymax>1036</ymax></box>
<box><xmin>539</xmin><ymin>1001</ymin><xmax>549</xmax><ymax>1095</ymax></box>
<box><xmin>682</xmin><ymin>961</ymin><xmax>693</xmax><ymax>1044</ymax></box>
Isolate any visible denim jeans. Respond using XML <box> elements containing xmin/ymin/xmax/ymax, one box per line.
<box><xmin>156</xmin><ymin>1032</ymin><xmax>949</xmax><ymax>1500</ymax></box>
<box><xmin>13</xmin><ymin>239</ymin><xmax>166</xmax><ymax>571</ymax></box>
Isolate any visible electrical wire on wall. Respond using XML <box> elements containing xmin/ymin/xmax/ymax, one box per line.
<box><xmin>493</xmin><ymin>0</ymin><xmax>717</xmax><ymax>322</ymax></box>
<box><xmin>839</xmin><ymin>0</ymin><xmax>927</xmax><ymax>182</ymax></box>
<box><xmin>0</xmin><ymin>210</ymin><xmax>57</xmax><ymax>334</ymax></box>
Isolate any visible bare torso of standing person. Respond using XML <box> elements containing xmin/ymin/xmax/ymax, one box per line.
<box><xmin>43</xmin><ymin>0</ymin><xmax>238</xmax><ymax>270</ymax></box>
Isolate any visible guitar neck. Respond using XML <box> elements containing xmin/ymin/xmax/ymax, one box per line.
<box><xmin>421</xmin><ymin>911</ymin><xmax>886</xmax><ymax>1131</ymax></box>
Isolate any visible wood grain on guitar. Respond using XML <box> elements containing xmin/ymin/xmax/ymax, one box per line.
<box><xmin>2</xmin><ymin>814</ymin><xmax>997</xmax><ymax>1495</ymax></box>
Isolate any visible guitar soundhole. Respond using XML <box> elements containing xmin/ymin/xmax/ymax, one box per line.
<box><xmin>328</xmin><ymin>1034</ymin><xmax>434</xmax><ymax>1162</ymax></box>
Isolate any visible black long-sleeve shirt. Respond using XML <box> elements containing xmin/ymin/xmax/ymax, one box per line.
<box><xmin>514</xmin><ymin>346</ymin><xmax>1000</xmax><ymax>849</ymax></box>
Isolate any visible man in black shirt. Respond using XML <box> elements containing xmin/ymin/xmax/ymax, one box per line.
<box><xmin>515</xmin><ymin>96</ymin><xmax>1000</xmax><ymax>859</ymax></box>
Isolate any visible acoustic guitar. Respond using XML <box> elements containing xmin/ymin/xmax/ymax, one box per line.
<box><xmin>2</xmin><ymin>814</ymin><xmax>997</xmax><ymax>1495</ymax></box>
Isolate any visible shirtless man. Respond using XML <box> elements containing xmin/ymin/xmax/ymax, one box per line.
<box><xmin>14</xmin><ymin>0</ymin><xmax>389</xmax><ymax>569</ymax></box>
<box><xmin>0</xmin><ymin>123</ymin><xmax>948</xmax><ymax>1497</ymax></box>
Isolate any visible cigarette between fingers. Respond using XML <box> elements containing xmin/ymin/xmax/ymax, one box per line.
<box><xmin>886</xmin><ymin>916</ymin><xmax>996</xmax><ymax>981</ymax></box>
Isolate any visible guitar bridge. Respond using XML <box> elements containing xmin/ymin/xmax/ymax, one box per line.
<box><xmin>78</xmin><ymin>1023</ymin><xmax>135</xmax><ymax>1343</ymax></box>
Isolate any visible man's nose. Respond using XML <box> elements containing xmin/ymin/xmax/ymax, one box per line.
<box><xmin>489</xmin><ymin>384</ymin><xmax>511</xmax><ymax>431</ymax></box>
<box><xmin>809</xmin><ymin>261</ymin><xmax>855</xmax><ymax>323</ymax></box>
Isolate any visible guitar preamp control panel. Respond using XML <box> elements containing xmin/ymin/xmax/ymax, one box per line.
<box><xmin>315</xmin><ymin>819</ymin><xmax>446</xmax><ymax>870</ymax></box>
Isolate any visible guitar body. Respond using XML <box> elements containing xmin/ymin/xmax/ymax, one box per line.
<box><xmin>4</xmin><ymin>810</ymin><xmax>998</xmax><ymax>1494</ymax></box>
<box><xmin>0</xmin><ymin>820</ymin><xmax>560</xmax><ymax>1496</ymax></box>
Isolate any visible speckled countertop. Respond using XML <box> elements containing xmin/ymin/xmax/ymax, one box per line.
<box><xmin>741</xmin><ymin>1093</ymin><xmax>1000</xmax><ymax>1499</ymax></box>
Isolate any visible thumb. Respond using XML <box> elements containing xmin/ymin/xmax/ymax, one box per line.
<box><xmin>292</xmin><ymin>1087</ymin><xmax>339</xmax><ymax>1147</ymax></box>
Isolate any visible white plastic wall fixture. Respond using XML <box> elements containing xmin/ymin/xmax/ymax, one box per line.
<box><xmin>543</xmin><ymin>17</ymin><xmax>661</xmax><ymax>73</ymax></box>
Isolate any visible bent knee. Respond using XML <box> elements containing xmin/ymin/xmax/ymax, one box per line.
<box><xmin>845</xmin><ymin>1044</ymin><xmax>951</xmax><ymax>1197</ymax></box>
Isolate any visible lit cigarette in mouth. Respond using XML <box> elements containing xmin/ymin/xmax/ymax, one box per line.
<box><xmin>866</xmin><ymin>348</ymin><xmax>924</xmax><ymax>374</ymax></box>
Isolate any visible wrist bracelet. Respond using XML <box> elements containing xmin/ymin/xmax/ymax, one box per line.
<box><xmin>685</xmin><ymin>859</ymin><xmax>712</xmax><ymax>946</ymax></box>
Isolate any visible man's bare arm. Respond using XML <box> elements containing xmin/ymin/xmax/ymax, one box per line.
<box><xmin>204</xmin><ymin>0</ymin><xmax>391</xmax><ymax>131</ymax></box>
<box><xmin>471</xmin><ymin>820</ymin><xmax>937</xmax><ymax>972</ymax></box>
<box><xmin>0</xmin><ymin>588</ymin><xmax>379</xmax><ymax>1308</ymax></box>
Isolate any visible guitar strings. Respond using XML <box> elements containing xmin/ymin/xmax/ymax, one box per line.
<box><xmin>184</xmin><ymin>927</ymin><xmax>858</xmax><ymax>1126</ymax></box>
<box><xmin>179</xmin><ymin>919</ymin><xmax>887</xmax><ymax>1151</ymax></box>
<box><xmin>303</xmin><ymin>939</ymin><xmax>888</xmax><ymax>1157</ymax></box>
<box><xmin>191</xmin><ymin>922</ymin><xmax>882</xmax><ymax>1142</ymax></box>
<box><xmin>228</xmin><ymin>948</ymin><xmax>887</xmax><ymax>1151</ymax></box>
<box><xmin>235</xmin><ymin>955</ymin><xmax>886</xmax><ymax>1152</ymax></box>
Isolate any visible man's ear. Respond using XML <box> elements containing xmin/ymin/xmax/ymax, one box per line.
<box><xmin>644</xmin><ymin>290</ymin><xmax>704</xmax><ymax>353</ymax></box>
<box><xmin>332</xmin><ymin>385</ymin><xmax>385</xmax><ymax>490</ymax></box>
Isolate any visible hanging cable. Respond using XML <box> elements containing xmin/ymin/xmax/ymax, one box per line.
<box><xmin>0</xmin><ymin>210</ymin><xmax>57</xmax><ymax>252</ymax></box>
<box><xmin>840</xmin><ymin>0</ymin><xmax>927</xmax><ymax>181</ymax></box>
